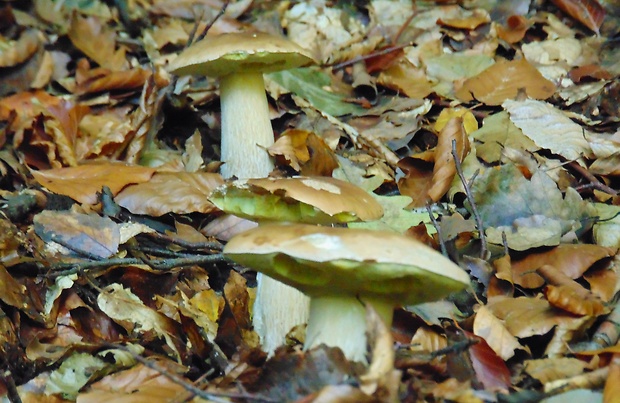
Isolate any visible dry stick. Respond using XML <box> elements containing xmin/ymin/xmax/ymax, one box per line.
<box><xmin>0</xmin><ymin>368</ymin><xmax>21</xmax><ymax>403</ymax></box>
<box><xmin>329</xmin><ymin>42</ymin><xmax>415</xmax><ymax>70</ymax></box>
<box><xmin>194</xmin><ymin>0</ymin><xmax>230</xmax><ymax>43</ymax></box>
<box><xmin>103</xmin><ymin>344</ymin><xmax>276</xmax><ymax>403</ymax></box>
<box><xmin>451</xmin><ymin>139</ymin><xmax>487</xmax><ymax>259</ymax></box>
<box><xmin>42</xmin><ymin>254</ymin><xmax>227</xmax><ymax>278</ymax></box>
<box><xmin>147</xmin><ymin>232</ymin><xmax>223</xmax><ymax>251</ymax></box>
<box><xmin>425</xmin><ymin>202</ymin><xmax>448</xmax><ymax>257</ymax></box>
<box><xmin>566</xmin><ymin>160</ymin><xmax>618</xmax><ymax>196</ymax></box>
<box><xmin>329</xmin><ymin>5</ymin><xmax>419</xmax><ymax>71</ymax></box>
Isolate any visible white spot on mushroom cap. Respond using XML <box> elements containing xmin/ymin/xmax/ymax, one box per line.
<box><xmin>300</xmin><ymin>178</ymin><xmax>342</xmax><ymax>194</ymax></box>
<box><xmin>300</xmin><ymin>233</ymin><xmax>344</xmax><ymax>251</ymax></box>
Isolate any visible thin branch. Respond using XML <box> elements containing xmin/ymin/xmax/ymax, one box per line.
<box><xmin>195</xmin><ymin>1</ymin><xmax>230</xmax><ymax>43</ymax></box>
<box><xmin>104</xmin><ymin>344</ymin><xmax>276</xmax><ymax>402</ymax></box>
<box><xmin>425</xmin><ymin>201</ymin><xmax>448</xmax><ymax>257</ymax></box>
<box><xmin>451</xmin><ymin>139</ymin><xmax>487</xmax><ymax>259</ymax></box>
<box><xmin>41</xmin><ymin>254</ymin><xmax>228</xmax><ymax>278</ymax></box>
<box><xmin>328</xmin><ymin>42</ymin><xmax>415</xmax><ymax>70</ymax></box>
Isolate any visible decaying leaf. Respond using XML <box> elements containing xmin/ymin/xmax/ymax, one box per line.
<box><xmin>456</xmin><ymin>59</ymin><xmax>556</xmax><ymax>105</ymax></box>
<box><xmin>32</xmin><ymin>164</ymin><xmax>156</xmax><ymax>205</ymax></box>
<box><xmin>551</xmin><ymin>0</ymin><xmax>606</xmax><ymax>34</ymax></box>
<box><xmin>115</xmin><ymin>172</ymin><xmax>224</xmax><ymax>216</ymax></box>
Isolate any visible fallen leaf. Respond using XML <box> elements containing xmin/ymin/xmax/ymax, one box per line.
<box><xmin>32</xmin><ymin>164</ymin><xmax>156</xmax><ymax>205</ymax></box>
<box><xmin>68</xmin><ymin>13</ymin><xmax>126</xmax><ymax>71</ymax></box>
<box><xmin>34</xmin><ymin>210</ymin><xmax>120</xmax><ymax>259</ymax></box>
<box><xmin>115</xmin><ymin>172</ymin><xmax>224</xmax><ymax>216</ymax></box>
<box><xmin>456</xmin><ymin>59</ymin><xmax>556</xmax><ymax>105</ymax></box>
<box><xmin>551</xmin><ymin>0</ymin><xmax>606</xmax><ymax>34</ymax></box>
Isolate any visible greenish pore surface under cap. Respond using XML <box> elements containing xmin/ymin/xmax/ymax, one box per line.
<box><xmin>226</xmin><ymin>252</ymin><xmax>468</xmax><ymax>306</ymax></box>
<box><xmin>209</xmin><ymin>187</ymin><xmax>358</xmax><ymax>224</ymax></box>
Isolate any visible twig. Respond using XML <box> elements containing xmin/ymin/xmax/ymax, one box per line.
<box><xmin>451</xmin><ymin>139</ymin><xmax>487</xmax><ymax>259</ymax></box>
<box><xmin>147</xmin><ymin>232</ymin><xmax>223</xmax><ymax>251</ymax></box>
<box><xmin>328</xmin><ymin>42</ymin><xmax>415</xmax><ymax>70</ymax></box>
<box><xmin>0</xmin><ymin>368</ymin><xmax>21</xmax><ymax>403</ymax></box>
<box><xmin>194</xmin><ymin>1</ymin><xmax>230</xmax><ymax>43</ymax></box>
<box><xmin>565</xmin><ymin>160</ymin><xmax>618</xmax><ymax>196</ymax></box>
<box><xmin>104</xmin><ymin>344</ymin><xmax>276</xmax><ymax>402</ymax></box>
<box><xmin>40</xmin><ymin>254</ymin><xmax>228</xmax><ymax>278</ymax></box>
<box><xmin>425</xmin><ymin>201</ymin><xmax>448</xmax><ymax>257</ymax></box>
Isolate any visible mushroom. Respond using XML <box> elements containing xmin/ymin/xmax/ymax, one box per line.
<box><xmin>209</xmin><ymin>176</ymin><xmax>384</xmax><ymax>224</ymax></box>
<box><xmin>210</xmin><ymin>176</ymin><xmax>384</xmax><ymax>355</ymax></box>
<box><xmin>224</xmin><ymin>223</ymin><xmax>470</xmax><ymax>363</ymax></box>
<box><xmin>168</xmin><ymin>31</ymin><xmax>315</xmax><ymax>179</ymax></box>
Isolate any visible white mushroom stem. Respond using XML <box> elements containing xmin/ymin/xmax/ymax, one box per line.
<box><xmin>219</xmin><ymin>71</ymin><xmax>310</xmax><ymax>354</ymax></box>
<box><xmin>219</xmin><ymin>71</ymin><xmax>275</xmax><ymax>179</ymax></box>
<box><xmin>304</xmin><ymin>295</ymin><xmax>394</xmax><ymax>363</ymax></box>
<box><xmin>252</xmin><ymin>274</ymin><xmax>310</xmax><ymax>353</ymax></box>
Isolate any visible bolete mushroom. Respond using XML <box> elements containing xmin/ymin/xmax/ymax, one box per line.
<box><xmin>224</xmin><ymin>223</ymin><xmax>470</xmax><ymax>363</ymax></box>
<box><xmin>209</xmin><ymin>176</ymin><xmax>384</xmax><ymax>224</ymax></box>
<box><xmin>210</xmin><ymin>176</ymin><xmax>384</xmax><ymax>355</ymax></box>
<box><xmin>168</xmin><ymin>31</ymin><xmax>314</xmax><ymax>179</ymax></box>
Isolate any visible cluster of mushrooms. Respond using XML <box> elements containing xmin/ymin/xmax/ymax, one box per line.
<box><xmin>169</xmin><ymin>31</ymin><xmax>471</xmax><ymax>363</ymax></box>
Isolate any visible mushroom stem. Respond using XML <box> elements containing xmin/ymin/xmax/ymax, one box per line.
<box><xmin>219</xmin><ymin>72</ymin><xmax>275</xmax><ymax>179</ymax></box>
<box><xmin>305</xmin><ymin>295</ymin><xmax>394</xmax><ymax>363</ymax></box>
<box><xmin>220</xmin><ymin>72</ymin><xmax>310</xmax><ymax>354</ymax></box>
<box><xmin>253</xmin><ymin>274</ymin><xmax>310</xmax><ymax>353</ymax></box>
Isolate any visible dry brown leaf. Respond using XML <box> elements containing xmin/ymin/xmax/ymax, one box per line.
<box><xmin>437</xmin><ymin>9</ymin><xmax>490</xmax><ymax>30</ymax></box>
<box><xmin>115</xmin><ymin>172</ymin><xmax>224</xmax><ymax>216</ymax></box>
<box><xmin>496</xmin><ymin>15</ymin><xmax>529</xmax><ymax>44</ymax></box>
<box><xmin>0</xmin><ymin>264</ymin><xmax>43</xmax><ymax>322</ymax></box>
<box><xmin>34</xmin><ymin>210</ymin><xmax>120</xmax><ymax>258</ymax></box>
<box><xmin>539</xmin><ymin>264</ymin><xmax>607</xmax><ymax>316</ymax></box>
<box><xmin>604</xmin><ymin>360</ymin><xmax>620</xmax><ymax>402</ymax></box>
<box><xmin>486</xmin><ymin>296</ymin><xmax>593</xmax><ymax>345</ymax></box>
<box><xmin>427</xmin><ymin>117</ymin><xmax>470</xmax><ymax>202</ymax></box>
<box><xmin>0</xmin><ymin>29</ymin><xmax>40</xmax><ymax>67</ymax></box>
<box><xmin>78</xmin><ymin>361</ymin><xmax>190</xmax><ymax>402</ymax></box>
<box><xmin>68</xmin><ymin>13</ymin><xmax>126</xmax><ymax>71</ymax></box>
<box><xmin>397</xmin><ymin>158</ymin><xmax>434</xmax><ymax>207</ymax></box>
<box><xmin>551</xmin><ymin>0</ymin><xmax>606</xmax><ymax>34</ymax></box>
<box><xmin>77</xmin><ymin>108</ymin><xmax>133</xmax><ymax>160</ymax></box>
<box><xmin>74</xmin><ymin>58</ymin><xmax>151</xmax><ymax>95</ymax></box>
<box><xmin>360</xmin><ymin>304</ymin><xmax>397</xmax><ymax>396</ymax></box>
<box><xmin>489</xmin><ymin>255</ymin><xmax>515</xmax><ymax>298</ymax></box>
<box><xmin>524</xmin><ymin>357</ymin><xmax>589</xmax><ymax>384</ymax></box>
<box><xmin>32</xmin><ymin>164</ymin><xmax>156</xmax><ymax>205</ymax></box>
<box><xmin>511</xmin><ymin>244</ymin><xmax>616</xmax><ymax>288</ymax></box>
<box><xmin>377</xmin><ymin>61</ymin><xmax>434</xmax><ymax>99</ymax></box>
<box><xmin>268</xmin><ymin>129</ymin><xmax>311</xmax><ymax>171</ymax></box>
<box><xmin>455</xmin><ymin>58</ymin><xmax>556</xmax><ymax>105</ymax></box>
<box><xmin>473</xmin><ymin>305</ymin><xmax>523</xmax><ymax>361</ymax></box>
<box><xmin>584</xmin><ymin>268</ymin><xmax>618</xmax><ymax>302</ymax></box>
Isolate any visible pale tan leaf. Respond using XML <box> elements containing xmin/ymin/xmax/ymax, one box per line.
<box><xmin>32</xmin><ymin>164</ymin><xmax>156</xmax><ymax>205</ymax></box>
<box><xmin>0</xmin><ymin>29</ymin><xmax>40</xmax><ymax>67</ymax></box>
<box><xmin>115</xmin><ymin>172</ymin><xmax>224</xmax><ymax>216</ymax></box>
<box><xmin>456</xmin><ymin>59</ymin><xmax>556</xmax><ymax>105</ymax></box>
<box><xmin>474</xmin><ymin>306</ymin><xmax>523</xmax><ymax>360</ymax></box>
<box><xmin>524</xmin><ymin>357</ymin><xmax>589</xmax><ymax>384</ymax></box>
<box><xmin>503</xmin><ymin>99</ymin><xmax>595</xmax><ymax>161</ymax></box>
<box><xmin>428</xmin><ymin>117</ymin><xmax>470</xmax><ymax>202</ymax></box>
<box><xmin>68</xmin><ymin>14</ymin><xmax>126</xmax><ymax>71</ymax></box>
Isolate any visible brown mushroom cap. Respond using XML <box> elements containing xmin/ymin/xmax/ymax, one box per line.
<box><xmin>209</xmin><ymin>176</ymin><xmax>384</xmax><ymax>224</ymax></box>
<box><xmin>224</xmin><ymin>223</ymin><xmax>470</xmax><ymax>305</ymax></box>
<box><xmin>168</xmin><ymin>31</ymin><xmax>315</xmax><ymax>77</ymax></box>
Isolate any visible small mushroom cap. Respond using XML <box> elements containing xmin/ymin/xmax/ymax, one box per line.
<box><xmin>168</xmin><ymin>31</ymin><xmax>315</xmax><ymax>77</ymax></box>
<box><xmin>224</xmin><ymin>223</ymin><xmax>470</xmax><ymax>305</ymax></box>
<box><xmin>209</xmin><ymin>176</ymin><xmax>384</xmax><ymax>224</ymax></box>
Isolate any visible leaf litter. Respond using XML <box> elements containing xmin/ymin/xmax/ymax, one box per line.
<box><xmin>0</xmin><ymin>0</ymin><xmax>618</xmax><ymax>402</ymax></box>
